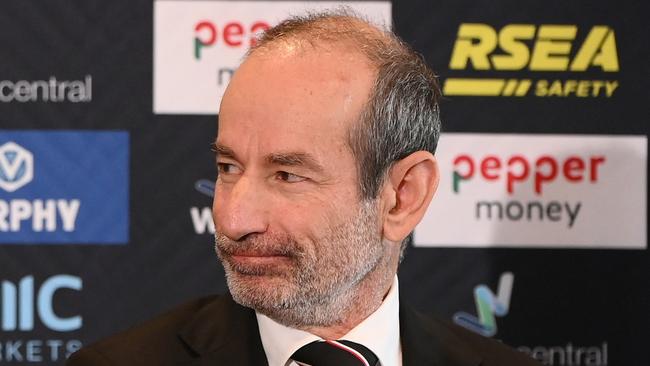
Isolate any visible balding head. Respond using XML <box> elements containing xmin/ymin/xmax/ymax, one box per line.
<box><xmin>249</xmin><ymin>10</ymin><xmax>394</xmax><ymax>63</ymax></box>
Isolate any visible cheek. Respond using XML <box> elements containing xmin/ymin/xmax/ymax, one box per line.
<box><xmin>271</xmin><ymin>200</ymin><xmax>327</xmax><ymax>239</ymax></box>
<box><xmin>276</xmin><ymin>197</ymin><xmax>352</xmax><ymax>242</ymax></box>
<box><xmin>272</xmin><ymin>201</ymin><xmax>316</xmax><ymax>233</ymax></box>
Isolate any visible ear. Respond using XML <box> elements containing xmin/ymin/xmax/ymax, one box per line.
<box><xmin>380</xmin><ymin>151</ymin><xmax>439</xmax><ymax>243</ymax></box>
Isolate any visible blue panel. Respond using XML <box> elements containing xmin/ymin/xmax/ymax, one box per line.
<box><xmin>0</xmin><ymin>131</ymin><xmax>129</xmax><ymax>244</ymax></box>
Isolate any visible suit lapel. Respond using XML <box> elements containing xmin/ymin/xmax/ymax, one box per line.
<box><xmin>400</xmin><ymin>303</ymin><xmax>482</xmax><ymax>366</ymax></box>
<box><xmin>177</xmin><ymin>294</ymin><xmax>268</xmax><ymax>366</ymax></box>
<box><xmin>176</xmin><ymin>293</ymin><xmax>482</xmax><ymax>366</ymax></box>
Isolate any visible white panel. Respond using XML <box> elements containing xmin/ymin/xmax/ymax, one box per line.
<box><xmin>415</xmin><ymin>133</ymin><xmax>647</xmax><ymax>249</ymax></box>
<box><xmin>154</xmin><ymin>1</ymin><xmax>392</xmax><ymax>114</ymax></box>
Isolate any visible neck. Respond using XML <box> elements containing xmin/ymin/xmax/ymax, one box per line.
<box><xmin>304</xmin><ymin>273</ymin><xmax>394</xmax><ymax>339</ymax></box>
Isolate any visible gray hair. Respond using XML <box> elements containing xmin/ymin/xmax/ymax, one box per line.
<box><xmin>250</xmin><ymin>9</ymin><xmax>442</xmax><ymax>200</ymax></box>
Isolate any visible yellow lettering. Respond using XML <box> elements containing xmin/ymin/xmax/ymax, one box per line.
<box><xmin>491</xmin><ymin>24</ymin><xmax>536</xmax><ymax>70</ymax></box>
<box><xmin>548</xmin><ymin>80</ymin><xmax>564</xmax><ymax>96</ymax></box>
<box><xmin>449</xmin><ymin>24</ymin><xmax>497</xmax><ymax>70</ymax></box>
<box><xmin>535</xmin><ymin>80</ymin><xmax>549</xmax><ymax>96</ymax></box>
<box><xmin>590</xmin><ymin>80</ymin><xmax>605</xmax><ymax>96</ymax></box>
<box><xmin>570</xmin><ymin>27</ymin><xmax>619</xmax><ymax>71</ymax></box>
<box><xmin>576</xmin><ymin>80</ymin><xmax>590</xmax><ymax>97</ymax></box>
<box><xmin>530</xmin><ymin>25</ymin><xmax>577</xmax><ymax>70</ymax></box>
<box><xmin>535</xmin><ymin>79</ymin><xmax>619</xmax><ymax>97</ymax></box>
<box><xmin>450</xmin><ymin>23</ymin><xmax>620</xmax><ymax>75</ymax></box>
<box><xmin>605</xmin><ymin>81</ymin><xmax>618</xmax><ymax>97</ymax></box>
<box><xmin>592</xmin><ymin>31</ymin><xmax>619</xmax><ymax>71</ymax></box>
<box><xmin>563</xmin><ymin>80</ymin><xmax>577</xmax><ymax>96</ymax></box>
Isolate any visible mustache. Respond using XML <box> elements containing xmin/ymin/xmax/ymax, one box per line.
<box><xmin>215</xmin><ymin>232</ymin><xmax>304</xmax><ymax>258</ymax></box>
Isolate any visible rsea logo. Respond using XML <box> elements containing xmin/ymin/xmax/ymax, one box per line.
<box><xmin>444</xmin><ymin>24</ymin><xmax>619</xmax><ymax>97</ymax></box>
<box><xmin>453</xmin><ymin>272</ymin><xmax>514</xmax><ymax>337</ymax></box>
<box><xmin>0</xmin><ymin>274</ymin><xmax>83</xmax><ymax>363</ymax></box>
<box><xmin>0</xmin><ymin>131</ymin><xmax>129</xmax><ymax>244</ymax></box>
<box><xmin>154</xmin><ymin>1</ymin><xmax>391</xmax><ymax>114</ymax></box>
<box><xmin>414</xmin><ymin>133</ymin><xmax>647</xmax><ymax>248</ymax></box>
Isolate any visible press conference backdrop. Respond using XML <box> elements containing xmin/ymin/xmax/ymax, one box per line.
<box><xmin>0</xmin><ymin>0</ymin><xmax>647</xmax><ymax>365</ymax></box>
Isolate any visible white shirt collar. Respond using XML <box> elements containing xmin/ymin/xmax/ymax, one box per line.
<box><xmin>256</xmin><ymin>276</ymin><xmax>402</xmax><ymax>366</ymax></box>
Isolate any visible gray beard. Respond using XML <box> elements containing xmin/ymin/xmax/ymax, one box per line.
<box><xmin>215</xmin><ymin>200</ymin><xmax>386</xmax><ymax>328</ymax></box>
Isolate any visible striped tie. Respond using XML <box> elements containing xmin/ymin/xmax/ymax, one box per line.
<box><xmin>291</xmin><ymin>340</ymin><xmax>379</xmax><ymax>366</ymax></box>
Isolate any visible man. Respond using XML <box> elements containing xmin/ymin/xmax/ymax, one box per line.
<box><xmin>68</xmin><ymin>10</ymin><xmax>540</xmax><ymax>366</ymax></box>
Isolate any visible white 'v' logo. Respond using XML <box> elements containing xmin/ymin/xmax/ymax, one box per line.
<box><xmin>0</xmin><ymin>141</ymin><xmax>34</xmax><ymax>192</ymax></box>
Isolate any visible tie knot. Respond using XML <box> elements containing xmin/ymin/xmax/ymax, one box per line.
<box><xmin>291</xmin><ymin>340</ymin><xmax>379</xmax><ymax>366</ymax></box>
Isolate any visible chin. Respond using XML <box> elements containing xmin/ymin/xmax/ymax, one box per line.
<box><xmin>225</xmin><ymin>264</ymin><xmax>293</xmax><ymax>294</ymax></box>
<box><xmin>227</xmin><ymin>273</ymin><xmax>299</xmax><ymax>310</ymax></box>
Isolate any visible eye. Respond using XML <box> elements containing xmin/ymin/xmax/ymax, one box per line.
<box><xmin>276</xmin><ymin>171</ymin><xmax>306</xmax><ymax>183</ymax></box>
<box><xmin>217</xmin><ymin>163</ymin><xmax>241</xmax><ymax>175</ymax></box>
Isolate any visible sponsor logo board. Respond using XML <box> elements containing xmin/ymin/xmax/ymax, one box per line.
<box><xmin>517</xmin><ymin>342</ymin><xmax>608</xmax><ymax>366</ymax></box>
<box><xmin>0</xmin><ymin>274</ymin><xmax>83</xmax><ymax>363</ymax></box>
<box><xmin>444</xmin><ymin>24</ymin><xmax>620</xmax><ymax>97</ymax></box>
<box><xmin>414</xmin><ymin>133</ymin><xmax>647</xmax><ymax>248</ymax></box>
<box><xmin>153</xmin><ymin>0</ymin><xmax>391</xmax><ymax>114</ymax></box>
<box><xmin>453</xmin><ymin>273</ymin><xmax>609</xmax><ymax>366</ymax></box>
<box><xmin>0</xmin><ymin>76</ymin><xmax>92</xmax><ymax>103</ymax></box>
<box><xmin>190</xmin><ymin>179</ymin><xmax>215</xmax><ymax>235</ymax></box>
<box><xmin>453</xmin><ymin>272</ymin><xmax>514</xmax><ymax>337</ymax></box>
<box><xmin>0</xmin><ymin>131</ymin><xmax>129</xmax><ymax>244</ymax></box>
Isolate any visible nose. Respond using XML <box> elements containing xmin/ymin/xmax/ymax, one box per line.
<box><xmin>213</xmin><ymin>176</ymin><xmax>268</xmax><ymax>241</ymax></box>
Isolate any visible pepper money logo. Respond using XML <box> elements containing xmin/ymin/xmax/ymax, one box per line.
<box><xmin>443</xmin><ymin>24</ymin><xmax>619</xmax><ymax>97</ymax></box>
<box><xmin>0</xmin><ymin>142</ymin><xmax>34</xmax><ymax>193</ymax></box>
<box><xmin>414</xmin><ymin>133</ymin><xmax>647</xmax><ymax>248</ymax></box>
<box><xmin>453</xmin><ymin>272</ymin><xmax>514</xmax><ymax>337</ymax></box>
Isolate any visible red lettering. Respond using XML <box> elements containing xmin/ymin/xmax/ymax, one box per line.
<box><xmin>563</xmin><ymin>156</ymin><xmax>585</xmax><ymax>182</ymax></box>
<box><xmin>194</xmin><ymin>20</ymin><xmax>271</xmax><ymax>52</ymax></box>
<box><xmin>480</xmin><ymin>156</ymin><xmax>501</xmax><ymax>180</ymax></box>
<box><xmin>506</xmin><ymin>155</ymin><xmax>529</xmax><ymax>194</ymax></box>
<box><xmin>590</xmin><ymin>156</ymin><xmax>605</xmax><ymax>182</ymax></box>
<box><xmin>224</xmin><ymin>22</ymin><xmax>244</xmax><ymax>46</ymax></box>
<box><xmin>453</xmin><ymin>153</ymin><xmax>603</xmax><ymax>195</ymax></box>
<box><xmin>195</xmin><ymin>21</ymin><xmax>217</xmax><ymax>45</ymax></box>
<box><xmin>535</xmin><ymin>156</ymin><xmax>558</xmax><ymax>194</ymax></box>
<box><xmin>453</xmin><ymin>155</ymin><xmax>475</xmax><ymax>179</ymax></box>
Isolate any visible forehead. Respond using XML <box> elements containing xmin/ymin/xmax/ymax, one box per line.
<box><xmin>217</xmin><ymin>44</ymin><xmax>375</xmax><ymax>158</ymax></box>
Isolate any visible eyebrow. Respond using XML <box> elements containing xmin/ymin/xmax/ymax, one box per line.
<box><xmin>266</xmin><ymin>152</ymin><xmax>325</xmax><ymax>173</ymax></box>
<box><xmin>213</xmin><ymin>143</ymin><xmax>237</xmax><ymax>159</ymax></box>
<box><xmin>213</xmin><ymin>143</ymin><xmax>325</xmax><ymax>174</ymax></box>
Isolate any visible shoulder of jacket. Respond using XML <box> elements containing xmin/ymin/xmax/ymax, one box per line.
<box><xmin>404</xmin><ymin>306</ymin><xmax>542</xmax><ymax>366</ymax></box>
<box><xmin>66</xmin><ymin>294</ymin><xmax>224</xmax><ymax>365</ymax></box>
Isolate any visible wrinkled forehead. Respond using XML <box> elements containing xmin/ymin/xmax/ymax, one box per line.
<box><xmin>217</xmin><ymin>44</ymin><xmax>375</xmax><ymax>157</ymax></box>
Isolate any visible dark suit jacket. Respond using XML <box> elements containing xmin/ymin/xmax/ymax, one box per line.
<box><xmin>67</xmin><ymin>294</ymin><xmax>540</xmax><ymax>366</ymax></box>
